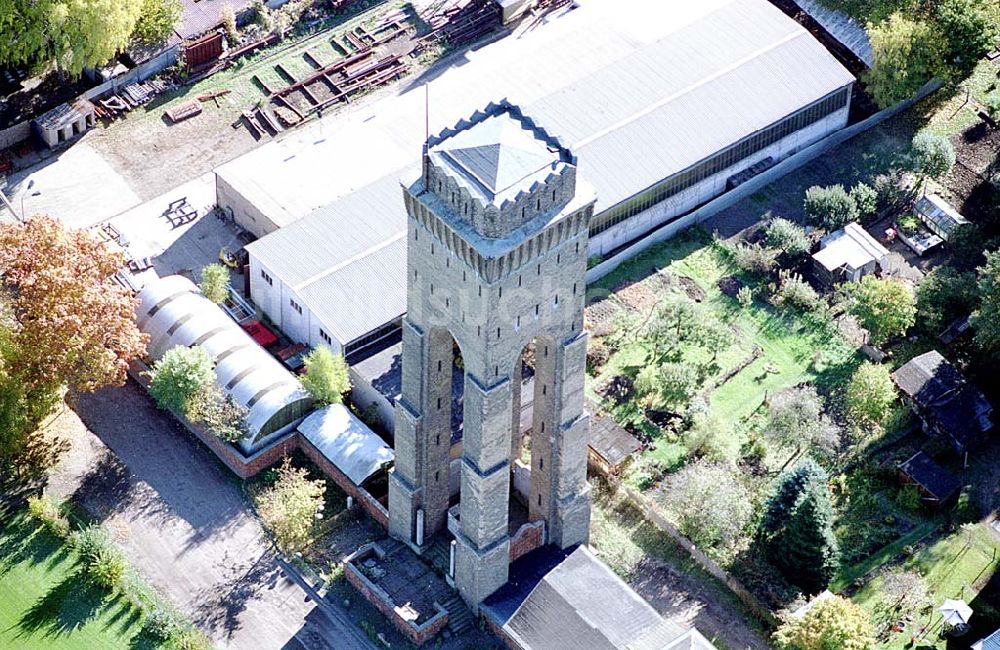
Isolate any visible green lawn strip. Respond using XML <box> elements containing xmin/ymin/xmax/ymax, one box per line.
<box><xmin>0</xmin><ymin>512</ymin><xmax>157</xmax><ymax>650</ymax></box>
<box><xmin>832</xmin><ymin>518</ymin><xmax>942</xmax><ymax>592</ymax></box>
<box><xmin>851</xmin><ymin>523</ymin><xmax>1000</xmax><ymax>650</ymax></box>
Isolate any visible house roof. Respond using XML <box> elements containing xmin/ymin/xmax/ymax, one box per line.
<box><xmin>898</xmin><ymin>451</ymin><xmax>961</xmax><ymax>502</ymax></box>
<box><xmin>589</xmin><ymin>413</ymin><xmax>642</xmax><ymax>468</ymax></box>
<box><xmin>813</xmin><ymin>222</ymin><xmax>888</xmax><ymax>272</ymax></box>
<box><xmin>973</xmin><ymin>628</ymin><xmax>1000</xmax><ymax>650</ymax></box>
<box><xmin>892</xmin><ymin>350</ymin><xmax>993</xmax><ymax>451</ymax></box>
<box><xmin>297</xmin><ymin>404</ymin><xmax>394</xmax><ymax>485</ymax></box>
<box><xmin>482</xmin><ymin>545</ymin><xmax>708</xmax><ymax>650</ymax></box>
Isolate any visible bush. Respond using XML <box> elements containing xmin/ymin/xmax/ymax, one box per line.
<box><xmin>732</xmin><ymin>242</ymin><xmax>779</xmax><ymax>275</ymax></box>
<box><xmin>765</xmin><ymin>218</ymin><xmax>811</xmax><ymax>257</ymax></box>
<box><xmin>661</xmin><ymin>460</ymin><xmax>753</xmax><ymax>553</ymax></box>
<box><xmin>255</xmin><ymin>458</ymin><xmax>326</xmax><ymax>552</ymax></box>
<box><xmin>143</xmin><ymin>606</ymin><xmax>180</xmax><ymax>641</ymax></box>
<box><xmin>683</xmin><ymin>413</ymin><xmax>742</xmax><ymax>463</ymax></box>
<box><xmin>847</xmin><ymin>276</ymin><xmax>917</xmax><ymax>346</ymax></box>
<box><xmin>897</xmin><ymin>484</ymin><xmax>923</xmax><ymax>511</ymax></box>
<box><xmin>845</xmin><ymin>361</ymin><xmax>896</xmax><ymax>430</ymax></box>
<box><xmin>771</xmin><ymin>270</ymin><xmax>819</xmax><ymax>312</ymax></box>
<box><xmin>88</xmin><ymin>545</ymin><xmax>129</xmax><ymax>591</ymax></box>
<box><xmin>850</xmin><ymin>182</ymin><xmax>878</xmax><ymax>220</ymax></box>
<box><xmin>737</xmin><ymin>285</ymin><xmax>754</xmax><ymax>309</ymax></box>
<box><xmin>629</xmin><ymin>455</ymin><xmax>669</xmax><ymax>491</ymax></box>
<box><xmin>911</xmin><ymin>131</ymin><xmax>956</xmax><ymax>182</ymax></box>
<box><xmin>186</xmin><ymin>384</ymin><xmax>249</xmax><ymax>443</ymax></box>
<box><xmin>71</xmin><ymin>524</ymin><xmax>113</xmax><ymax>558</ymax></box>
<box><xmin>586</xmin><ymin>341</ymin><xmax>610</xmax><ymax>374</ymax></box>
<box><xmin>199</xmin><ymin>263</ymin><xmax>231</xmax><ymax>305</ymax></box>
<box><xmin>951</xmin><ymin>490</ymin><xmax>980</xmax><ymax>525</ymax></box>
<box><xmin>804</xmin><ymin>184</ymin><xmax>858</xmax><ymax>230</ymax></box>
<box><xmin>873</xmin><ymin>170</ymin><xmax>911</xmax><ymax>214</ymax></box>
<box><xmin>27</xmin><ymin>494</ymin><xmax>69</xmax><ymax>537</ymax></box>
<box><xmin>148</xmin><ymin>345</ymin><xmax>216</xmax><ymax>413</ymax></box>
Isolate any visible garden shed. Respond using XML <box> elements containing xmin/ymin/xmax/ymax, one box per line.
<box><xmin>897</xmin><ymin>451</ymin><xmax>961</xmax><ymax>510</ymax></box>
<box><xmin>34</xmin><ymin>98</ymin><xmax>96</xmax><ymax>148</ymax></box>
<box><xmin>914</xmin><ymin>194</ymin><xmax>969</xmax><ymax>241</ymax></box>
<box><xmin>296</xmin><ymin>404</ymin><xmax>394</xmax><ymax>489</ymax></box>
<box><xmin>812</xmin><ymin>222</ymin><xmax>888</xmax><ymax>285</ymax></box>
<box><xmin>587</xmin><ymin>412</ymin><xmax>641</xmax><ymax>476</ymax></box>
<box><xmin>891</xmin><ymin>350</ymin><xmax>994</xmax><ymax>453</ymax></box>
<box><xmin>136</xmin><ymin>275</ymin><xmax>313</xmax><ymax>455</ymax></box>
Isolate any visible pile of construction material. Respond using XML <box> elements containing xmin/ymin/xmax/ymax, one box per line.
<box><xmin>94</xmin><ymin>79</ymin><xmax>171</xmax><ymax>119</ymax></box>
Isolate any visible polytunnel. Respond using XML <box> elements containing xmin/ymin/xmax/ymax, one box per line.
<box><xmin>136</xmin><ymin>275</ymin><xmax>314</xmax><ymax>454</ymax></box>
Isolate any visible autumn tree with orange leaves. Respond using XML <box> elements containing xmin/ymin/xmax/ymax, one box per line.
<box><xmin>0</xmin><ymin>216</ymin><xmax>147</xmax><ymax>480</ymax></box>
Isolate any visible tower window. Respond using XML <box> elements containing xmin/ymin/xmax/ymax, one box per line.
<box><xmin>414</xmin><ymin>269</ymin><xmax>418</xmax><ymax>280</ymax></box>
<box><xmin>535</xmin><ymin>304</ymin><xmax>539</xmax><ymax>317</ymax></box>
<box><xmin>499</xmin><ymin>286</ymin><xmax>503</xmax><ymax>298</ymax></box>
<box><xmin>552</xmin><ymin>189</ymin><xmax>557</xmax><ymax>202</ymax></box>
<box><xmin>542</xmin><ymin>385</ymin><xmax>547</xmax><ymax>396</ymax></box>
<box><xmin>495</xmin><ymin>365</ymin><xmax>499</xmax><ymax>377</ymax></box>
<box><xmin>575</xmin><ymin>242</ymin><xmax>580</xmax><ymax>254</ymax></box>
<box><xmin>539</xmin><ymin>457</ymin><xmax>544</xmax><ymax>470</ymax></box>
<box><xmin>554</xmin><ymin>295</ymin><xmax>559</xmax><ymax>306</ymax></box>
<box><xmin>463</xmin><ymin>270</ymin><xmax>467</xmax><ymax>282</ymax></box>
<box><xmin>536</xmin><ymin>198</ymin><xmax>541</xmax><ymax>210</ymax></box>
<box><xmin>431</xmin><ymin>243</ymin><xmax>435</xmax><ymax>255</ymax></box>
<box><xmin>518</xmin><ymin>276</ymin><xmax>522</xmax><ymax>287</ymax></box>
<box><xmin>536</xmin><ymin>264</ymin><xmax>541</xmax><ymax>275</ymax></box>
<box><xmin>497</xmin><ymin>327</ymin><xmax>501</xmax><ymax>339</ymax></box>
<box><xmin>436</xmin><ymin>434</ymin><xmax>440</xmax><ymax>445</ymax></box>
<box><xmin>537</xmin><ymin>494</ymin><xmax>541</xmax><ymax>506</ymax></box>
<box><xmin>478</xmin><ymin>285</ymin><xmax>482</xmax><ymax>297</ymax></box>
<box><xmin>430</xmin><ymin>283</ymin><xmax>434</xmax><ymax>295</ymax></box>
<box><xmin>573</xmin><ymin>282</ymin><xmax>577</xmax><ymax>295</ymax></box>
<box><xmin>446</xmin><ymin>258</ymin><xmax>450</xmax><ymax>268</ymax></box>
<box><xmin>437</xmin><ymin>360</ymin><xmax>442</xmax><ymax>372</ymax></box>
<box><xmin>446</xmin><ymin>298</ymin><xmax>450</xmax><ymax>308</ymax></box>
<box><xmin>414</xmin><ymin>230</ymin><xmax>418</xmax><ymax>241</ymax></box>
<box><xmin>541</xmin><ymin>421</ymin><xmax>545</xmax><ymax>433</ymax></box>
<box><xmin>516</xmin><ymin>316</ymin><xmax>521</xmax><ymax>329</ymax></box>
<box><xmin>437</xmin><ymin>397</ymin><xmax>442</xmax><ymax>410</ymax></box>
<box><xmin>556</xmin><ymin>253</ymin><xmax>560</xmax><ymax>264</ymax></box>
<box><xmin>435</xmin><ymin>471</ymin><xmax>440</xmax><ymax>482</ymax></box>
<box><xmin>478</xmin><ymin>325</ymin><xmax>481</xmax><ymax>337</ymax></box>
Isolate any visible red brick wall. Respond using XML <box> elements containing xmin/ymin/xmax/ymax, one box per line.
<box><xmin>299</xmin><ymin>437</ymin><xmax>389</xmax><ymax>529</ymax></box>
<box><xmin>345</xmin><ymin>557</ymin><xmax>449</xmax><ymax>646</ymax></box>
<box><xmin>485</xmin><ymin>613</ymin><xmax>523</xmax><ymax>650</ymax></box>
<box><xmin>509</xmin><ymin>520</ymin><xmax>544</xmax><ymax>563</ymax></box>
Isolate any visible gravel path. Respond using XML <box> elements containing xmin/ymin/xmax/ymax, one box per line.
<box><xmin>47</xmin><ymin>381</ymin><xmax>378</xmax><ymax>650</ymax></box>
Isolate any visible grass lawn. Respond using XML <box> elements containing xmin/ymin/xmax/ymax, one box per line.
<box><xmin>851</xmin><ymin>522</ymin><xmax>1000</xmax><ymax>649</ymax></box>
<box><xmin>588</xmin><ymin>229</ymin><xmax>859</xmax><ymax>443</ymax></box>
<box><xmin>0</xmin><ymin>511</ymin><xmax>158</xmax><ymax>650</ymax></box>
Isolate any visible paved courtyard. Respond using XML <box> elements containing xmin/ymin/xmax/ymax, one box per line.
<box><xmin>47</xmin><ymin>381</ymin><xmax>379</xmax><ymax>650</ymax></box>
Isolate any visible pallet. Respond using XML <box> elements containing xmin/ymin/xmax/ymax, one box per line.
<box><xmin>165</xmin><ymin>100</ymin><xmax>203</xmax><ymax>123</ymax></box>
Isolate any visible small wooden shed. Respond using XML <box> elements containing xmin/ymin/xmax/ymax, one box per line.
<box><xmin>897</xmin><ymin>451</ymin><xmax>961</xmax><ymax>510</ymax></box>
<box><xmin>587</xmin><ymin>412</ymin><xmax>642</xmax><ymax>476</ymax></box>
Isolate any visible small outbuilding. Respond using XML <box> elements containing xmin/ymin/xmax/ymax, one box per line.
<box><xmin>897</xmin><ymin>451</ymin><xmax>961</xmax><ymax>509</ymax></box>
<box><xmin>891</xmin><ymin>350</ymin><xmax>994</xmax><ymax>453</ymax></box>
<box><xmin>973</xmin><ymin>628</ymin><xmax>1000</xmax><ymax>650</ymax></box>
<box><xmin>914</xmin><ymin>194</ymin><xmax>969</xmax><ymax>242</ymax></box>
<box><xmin>34</xmin><ymin>98</ymin><xmax>96</xmax><ymax>148</ymax></box>
<box><xmin>587</xmin><ymin>412</ymin><xmax>642</xmax><ymax>476</ymax></box>
<box><xmin>812</xmin><ymin>222</ymin><xmax>888</xmax><ymax>285</ymax></box>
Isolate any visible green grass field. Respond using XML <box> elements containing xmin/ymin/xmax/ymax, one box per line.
<box><xmin>589</xmin><ymin>230</ymin><xmax>859</xmax><ymax>444</ymax></box>
<box><xmin>851</xmin><ymin>523</ymin><xmax>1000</xmax><ymax>649</ymax></box>
<box><xmin>0</xmin><ymin>512</ymin><xmax>156</xmax><ymax>650</ymax></box>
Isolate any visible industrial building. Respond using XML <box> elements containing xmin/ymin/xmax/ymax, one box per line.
<box><xmin>236</xmin><ymin>0</ymin><xmax>854</xmax><ymax>356</ymax></box>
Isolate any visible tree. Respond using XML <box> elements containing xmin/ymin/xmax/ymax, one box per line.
<box><xmin>133</xmin><ymin>0</ymin><xmax>182</xmax><ymax>45</ymax></box>
<box><xmin>0</xmin><ymin>216</ymin><xmax>147</xmax><ymax>479</ymax></box>
<box><xmin>764</xmin><ymin>387</ymin><xmax>840</xmax><ymax>469</ymax></box>
<box><xmin>255</xmin><ymin>458</ymin><xmax>325</xmax><ymax>552</ymax></box>
<box><xmin>915</xmin><ymin>266</ymin><xmax>978</xmax><ymax>335</ymax></box>
<box><xmin>683</xmin><ymin>412</ymin><xmax>742</xmax><ymax>463</ymax></box>
<box><xmin>0</xmin><ymin>216</ymin><xmax>147</xmax><ymax>395</ymax></box>
<box><xmin>911</xmin><ymin>131</ymin><xmax>956</xmax><ymax>186</ymax></box>
<box><xmin>803</xmin><ymin>185</ymin><xmax>858</xmax><ymax>230</ymax></box>
<box><xmin>763</xmin><ymin>461</ymin><xmax>840</xmax><ymax>594</ymax></box>
<box><xmin>847</xmin><ymin>276</ymin><xmax>917</xmax><ymax>346</ymax></box>
<box><xmin>865</xmin><ymin>13</ymin><xmax>947</xmax><ymax>109</ymax></box>
<box><xmin>636</xmin><ymin>361</ymin><xmax>700</xmax><ymax>412</ymax></box>
<box><xmin>934</xmin><ymin>0</ymin><xmax>1000</xmax><ymax>79</ymax></box>
<box><xmin>879</xmin><ymin>569</ymin><xmax>929</xmax><ymax>614</ymax></box>
<box><xmin>645</xmin><ymin>293</ymin><xmax>701</xmax><ymax>363</ymax></box>
<box><xmin>845</xmin><ymin>362</ymin><xmax>896</xmax><ymax>431</ymax></box>
<box><xmin>975</xmin><ymin>249</ymin><xmax>1000</xmax><ymax>356</ymax></box>
<box><xmin>199</xmin><ymin>264</ymin><xmax>231</xmax><ymax>305</ymax></box>
<box><xmin>148</xmin><ymin>345</ymin><xmax>215</xmax><ymax>414</ymax></box>
<box><xmin>774</xmin><ymin>594</ymin><xmax>875</xmax><ymax>650</ymax></box>
<box><xmin>0</xmin><ymin>0</ymin><xmax>146</xmax><ymax>76</ymax></box>
<box><xmin>186</xmin><ymin>384</ymin><xmax>248</xmax><ymax>443</ymax></box>
<box><xmin>301</xmin><ymin>346</ymin><xmax>350</xmax><ymax>406</ymax></box>
<box><xmin>765</xmin><ymin>218</ymin><xmax>811</xmax><ymax>257</ymax></box>
<box><xmin>661</xmin><ymin>460</ymin><xmax>753</xmax><ymax>552</ymax></box>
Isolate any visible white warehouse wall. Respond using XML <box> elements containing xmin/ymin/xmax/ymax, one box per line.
<box><xmin>589</xmin><ymin>103</ymin><xmax>850</xmax><ymax>256</ymax></box>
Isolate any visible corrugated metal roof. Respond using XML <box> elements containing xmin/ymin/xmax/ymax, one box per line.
<box><xmin>231</xmin><ymin>0</ymin><xmax>852</xmax><ymax>232</ymax></box>
<box><xmin>973</xmin><ymin>629</ymin><xmax>1000</xmax><ymax>650</ymax></box>
<box><xmin>297</xmin><ymin>404</ymin><xmax>394</xmax><ymax>485</ymax></box>
<box><xmin>503</xmin><ymin>546</ymin><xmax>683</xmax><ymax>650</ymax></box>
<box><xmin>791</xmin><ymin>0</ymin><xmax>873</xmax><ymax>66</ymax></box>
<box><xmin>136</xmin><ymin>275</ymin><xmax>313</xmax><ymax>453</ymax></box>
<box><xmin>814</xmin><ymin>222</ymin><xmax>888</xmax><ymax>272</ymax></box>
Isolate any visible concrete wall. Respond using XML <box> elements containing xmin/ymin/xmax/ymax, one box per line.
<box><xmin>0</xmin><ymin>120</ymin><xmax>32</xmax><ymax>150</ymax></box>
<box><xmin>347</xmin><ymin>367</ymin><xmax>397</xmax><ymax>435</ymax></box>
<box><xmin>219</xmin><ymin>172</ymin><xmax>284</xmax><ymax>238</ymax></box>
<box><xmin>588</xmin><ymin>105</ymin><xmax>849</xmax><ymax>256</ymax></box>
<box><xmin>586</xmin><ymin>80</ymin><xmax>943</xmax><ymax>284</ymax></box>
<box><xmin>82</xmin><ymin>45</ymin><xmax>180</xmax><ymax>102</ymax></box>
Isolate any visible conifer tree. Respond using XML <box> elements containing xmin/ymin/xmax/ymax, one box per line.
<box><xmin>762</xmin><ymin>461</ymin><xmax>840</xmax><ymax>594</ymax></box>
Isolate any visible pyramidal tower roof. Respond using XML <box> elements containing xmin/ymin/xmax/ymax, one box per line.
<box><xmin>426</xmin><ymin>100</ymin><xmax>575</xmax><ymax>207</ymax></box>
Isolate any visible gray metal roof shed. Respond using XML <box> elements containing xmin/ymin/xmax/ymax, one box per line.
<box><xmin>297</xmin><ymin>404</ymin><xmax>394</xmax><ymax>486</ymax></box>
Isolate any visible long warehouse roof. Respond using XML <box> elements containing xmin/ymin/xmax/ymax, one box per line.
<box><xmin>243</xmin><ymin>0</ymin><xmax>853</xmax><ymax>343</ymax></box>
